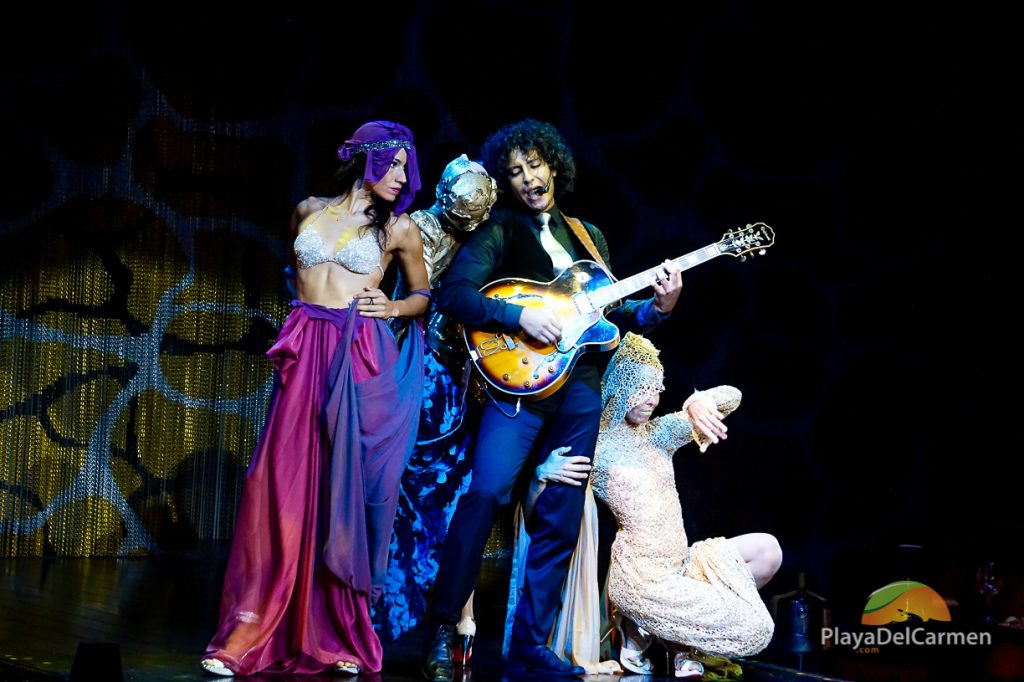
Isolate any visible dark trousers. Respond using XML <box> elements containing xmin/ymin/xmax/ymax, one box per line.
<box><xmin>430</xmin><ymin>377</ymin><xmax>601</xmax><ymax>646</ymax></box>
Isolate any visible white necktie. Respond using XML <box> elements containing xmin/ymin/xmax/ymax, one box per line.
<box><xmin>536</xmin><ymin>212</ymin><xmax>574</xmax><ymax>275</ymax></box>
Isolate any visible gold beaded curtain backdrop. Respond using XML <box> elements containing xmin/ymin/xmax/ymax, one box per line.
<box><xmin>0</xmin><ymin>182</ymin><xmax>291</xmax><ymax>557</ymax></box>
<box><xmin>0</xmin><ymin>52</ymin><xmax>295</xmax><ymax>557</ymax></box>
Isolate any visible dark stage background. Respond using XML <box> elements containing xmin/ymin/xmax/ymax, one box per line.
<box><xmin>1</xmin><ymin>1</ymin><xmax>1018</xmax><ymax>638</ymax></box>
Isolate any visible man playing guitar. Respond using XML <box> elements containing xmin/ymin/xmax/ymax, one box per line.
<box><xmin>421</xmin><ymin>118</ymin><xmax>687</xmax><ymax>680</ymax></box>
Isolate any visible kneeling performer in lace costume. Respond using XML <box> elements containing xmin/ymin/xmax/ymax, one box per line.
<box><xmin>592</xmin><ymin>332</ymin><xmax>782</xmax><ymax>678</ymax></box>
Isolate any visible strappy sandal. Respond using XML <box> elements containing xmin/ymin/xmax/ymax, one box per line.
<box><xmin>673</xmin><ymin>651</ymin><xmax>705</xmax><ymax>679</ymax></box>
<box><xmin>617</xmin><ymin>617</ymin><xmax>655</xmax><ymax>674</ymax></box>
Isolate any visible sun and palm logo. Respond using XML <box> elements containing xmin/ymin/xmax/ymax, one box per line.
<box><xmin>861</xmin><ymin>581</ymin><xmax>951</xmax><ymax>626</ymax></box>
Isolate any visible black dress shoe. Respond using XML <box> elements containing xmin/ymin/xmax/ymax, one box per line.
<box><xmin>507</xmin><ymin>643</ymin><xmax>585</xmax><ymax>676</ymax></box>
<box><xmin>422</xmin><ymin>622</ymin><xmax>456</xmax><ymax>681</ymax></box>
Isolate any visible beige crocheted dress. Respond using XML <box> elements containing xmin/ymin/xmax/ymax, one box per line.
<box><xmin>590</xmin><ymin>386</ymin><xmax>775</xmax><ymax>657</ymax></box>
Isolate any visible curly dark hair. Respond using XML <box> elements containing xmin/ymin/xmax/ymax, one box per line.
<box><xmin>330</xmin><ymin>154</ymin><xmax>394</xmax><ymax>250</ymax></box>
<box><xmin>480</xmin><ymin>119</ymin><xmax>577</xmax><ymax>199</ymax></box>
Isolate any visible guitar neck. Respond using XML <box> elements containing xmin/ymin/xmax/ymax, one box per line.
<box><xmin>589</xmin><ymin>244</ymin><xmax>723</xmax><ymax>308</ymax></box>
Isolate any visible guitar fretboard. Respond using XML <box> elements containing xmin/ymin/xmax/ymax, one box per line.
<box><xmin>589</xmin><ymin>244</ymin><xmax>722</xmax><ymax>308</ymax></box>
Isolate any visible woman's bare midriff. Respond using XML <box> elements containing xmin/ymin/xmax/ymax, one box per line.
<box><xmin>294</xmin><ymin>256</ymin><xmax>393</xmax><ymax>309</ymax></box>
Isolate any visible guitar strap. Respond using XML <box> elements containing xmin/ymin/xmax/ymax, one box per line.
<box><xmin>563</xmin><ymin>215</ymin><xmax>610</xmax><ymax>273</ymax></box>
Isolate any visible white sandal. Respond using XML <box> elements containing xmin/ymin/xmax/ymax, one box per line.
<box><xmin>200</xmin><ymin>658</ymin><xmax>235</xmax><ymax>677</ymax></box>
<box><xmin>673</xmin><ymin>651</ymin><xmax>705</xmax><ymax>679</ymax></box>
<box><xmin>620</xmin><ymin>647</ymin><xmax>656</xmax><ymax>674</ymax></box>
<box><xmin>617</xmin><ymin>617</ymin><xmax>655</xmax><ymax>674</ymax></box>
<box><xmin>335</xmin><ymin>660</ymin><xmax>360</xmax><ymax>675</ymax></box>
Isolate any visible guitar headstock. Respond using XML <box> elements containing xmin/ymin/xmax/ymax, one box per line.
<box><xmin>716</xmin><ymin>222</ymin><xmax>775</xmax><ymax>260</ymax></box>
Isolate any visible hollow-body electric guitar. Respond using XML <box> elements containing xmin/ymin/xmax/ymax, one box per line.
<box><xmin>464</xmin><ymin>222</ymin><xmax>774</xmax><ymax>400</ymax></box>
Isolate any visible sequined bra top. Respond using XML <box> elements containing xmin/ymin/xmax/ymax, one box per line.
<box><xmin>293</xmin><ymin>206</ymin><xmax>384</xmax><ymax>276</ymax></box>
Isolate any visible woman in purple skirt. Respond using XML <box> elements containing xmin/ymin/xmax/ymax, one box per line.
<box><xmin>201</xmin><ymin>121</ymin><xmax>430</xmax><ymax>677</ymax></box>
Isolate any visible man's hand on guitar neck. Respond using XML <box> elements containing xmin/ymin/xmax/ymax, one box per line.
<box><xmin>519</xmin><ymin>307</ymin><xmax>562</xmax><ymax>345</ymax></box>
<box><xmin>652</xmin><ymin>259</ymin><xmax>683</xmax><ymax>314</ymax></box>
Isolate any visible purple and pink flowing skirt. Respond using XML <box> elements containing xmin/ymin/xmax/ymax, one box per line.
<box><xmin>203</xmin><ymin>301</ymin><xmax>422</xmax><ymax>675</ymax></box>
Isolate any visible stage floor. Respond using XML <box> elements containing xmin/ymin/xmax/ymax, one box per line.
<box><xmin>2</xmin><ymin>547</ymin><xmax>1016</xmax><ymax>681</ymax></box>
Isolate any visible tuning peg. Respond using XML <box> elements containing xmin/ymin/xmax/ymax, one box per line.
<box><xmin>759</xmin><ymin>249</ymin><xmax>766</xmax><ymax>256</ymax></box>
<box><xmin>739</xmin><ymin>255</ymin><xmax>747</xmax><ymax>262</ymax></box>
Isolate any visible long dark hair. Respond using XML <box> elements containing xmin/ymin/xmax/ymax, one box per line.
<box><xmin>330</xmin><ymin>155</ymin><xmax>394</xmax><ymax>250</ymax></box>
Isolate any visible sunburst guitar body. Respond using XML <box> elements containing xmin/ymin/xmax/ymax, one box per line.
<box><xmin>466</xmin><ymin>261</ymin><xmax>619</xmax><ymax>399</ymax></box>
<box><xmin>463</xmin><ymin>222</ymin><xmax>775</xmax><ymax>400</ymax></box>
